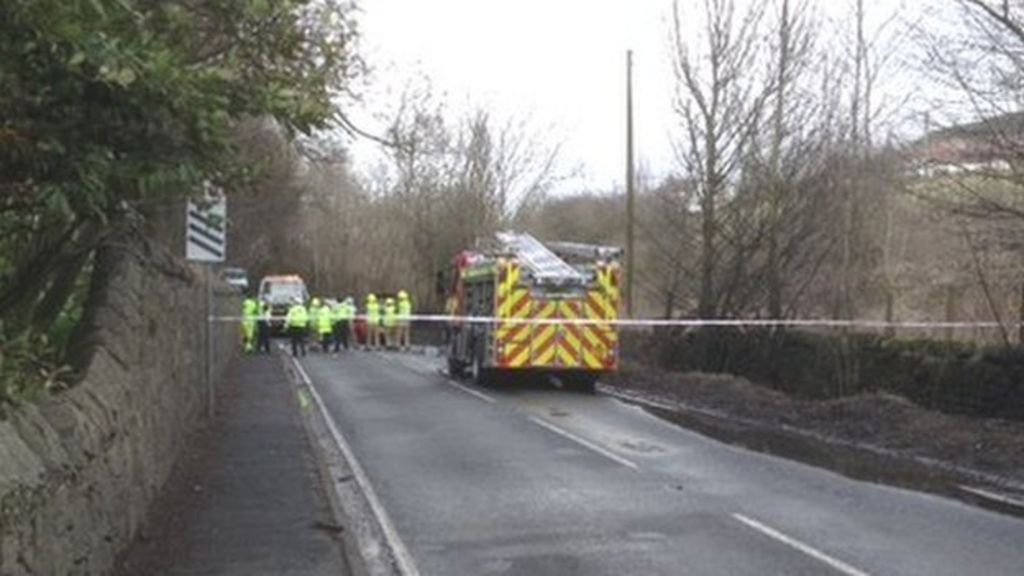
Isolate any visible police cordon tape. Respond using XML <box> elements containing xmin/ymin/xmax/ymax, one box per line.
<box><xmin>210</xmin><ymin>314</ymin><xmax>1015</xmax><ymax>330</ymax></box>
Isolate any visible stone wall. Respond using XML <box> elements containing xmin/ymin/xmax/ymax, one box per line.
<box><xmin>0</xmin><ymin>241</ymin><xmax>239</xmax><ymax>575</ymax></box>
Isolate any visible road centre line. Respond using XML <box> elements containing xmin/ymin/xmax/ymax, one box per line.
<box><xmin>528</xmin><ymin>416</ymin><xmax>640</xmax><ymax>471</ymax></box>
<box><xmin>732</xmin><ymin>513</ymin><xmax>873</xmax><ymax>576</ymax></box>
<box><xmin>433</xmin><ymin>369</ymin><xmax>637</xmax><ymax>470</ymax></box>
<box><xmin>437</xmin><ymin>367</ymin><xmax>637</xmax><ymax>470</ymax></box>
<box><xmin>444</xmin><ymin>379</ymin><xmax>498</xmax><ymax>404</ymax></box>
<box><xmin>291</xmin><ymin>357</ymin><xmax>422</xmax><ymax>576</ymax></box>
<box><xmin>367</xmin><ymin>350</ymin><xmax>496</xmax><ymax>405</ymax></box>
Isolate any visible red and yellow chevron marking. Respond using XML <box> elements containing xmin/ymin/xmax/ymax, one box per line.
<box><xmin>498</xmin><ymin>299</ymin><xmax>542</xmax><ymax>368</ymax></box>
<box><xmin>501</xmin><ymin>300</ymin><xmax>546</xmax><ymax>368</ymax></box>
<box><xmin>593</xmin><ymin>264</ymin><xmax>620</xmax><ymax>369</ymax></box>
<box><xmin>495</xmin><ymin>262</ymin><xmax>524</xmax><ymax>338</ymax></box>
<box><xmin>560</xmin><ymin>300</ymin><xmax>605</xmax><ymax>369</ymax></box>
<box><xmin>495</xmin><ymin>262</ymin><xmax>621</xmax><ymax>372</ymax></box>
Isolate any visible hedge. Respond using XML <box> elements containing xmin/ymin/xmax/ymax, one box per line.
<box><xmin>647</xmin><ymin>328</ymin><xmax>1024</xmax><ymax>422</ymax></box>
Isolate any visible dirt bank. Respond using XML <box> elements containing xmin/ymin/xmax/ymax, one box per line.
<box><xmin>604</xmin><ymin>365</ymin><xmax>1024</xmax><ymax>512</ymax></box>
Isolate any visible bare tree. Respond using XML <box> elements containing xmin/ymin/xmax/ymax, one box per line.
<box><xmin>667</xmin><ymin>0</ymin><xmax>854</xmax><ymax>320</ymax></box>
<box><xmin>635</xmin><ymin>174</ymin><xmax>698</xmax><ymax>318</ymax></box>
<box><xmin>670</xmin><ymin>0</ymin><xmax>775</xmax><ymax>318</ymax></box>
<box><xmin>913</xmin><ymin>0</ymin><xmax>1024</xmax><ymax>342</ymax></box>
<box><xmin>755</xmin><ymin>0</ymin><xmax>822</xmax><ymax>319</ymax></box>
<box><xmin>352</xmin><ymin>86</ymin><xmax>564</xmax><ymax>308</ymax></box>
<box><xmin>227</xmin><ymin>119</ymin><xmax>308</xmax><ymax>283</ymax></box>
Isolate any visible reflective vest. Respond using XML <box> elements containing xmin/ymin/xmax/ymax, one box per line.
<box><xmin>333</xmin><ymin>302</ymin><xmax>354</xmax><ymax>322</ymax></box>
<box><xmin>366</xmin><ymin>299</ymin><xmax>380</xmax><ymax>324</ymax></box>
<box><xmin>398</xmin><ymin>296</ymin><xmax>412</xmax><ymax>320</ymax></box>
<box><xmin>243</xmin><ymin>298</ymin><xmax>258</xmax><ymax>319</ymax></box>
<box><xmin>308</xmin><ymin>303</ymin><xmax>321</xmax><ymax>328</ymax></box>
<box><xmin>285</xmin><ymin>304</ymin><xmax>309</xmax><ymax>328</ymax></box>
<box><xmin>317</xmin><ymin>306</ymin><xmax>334</xmax><ymax>334</ymax></box>
<box><xmin>383</xmin><ymin>301</ymin><xmax>397</xmax><ymax>328</ymax></box>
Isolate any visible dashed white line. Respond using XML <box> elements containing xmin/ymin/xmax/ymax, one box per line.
<box><xmin>291</xmin><ymin>358</ymin><xmax>422</xmax><ymax>576</ymax></box>
<box><xmin>528</xmin><ymin>416</ymin><xmax>640</xmax><ymax>471</ymax></box>
<box><xmin>732</xmin><ymin>513</ymin><xmax>873</xmax><ymax>576</ymax></box>
<box><xmin>445</xmin><ymin>380</ymin><xmax>497</xmax><ymax>404</ymax></box>
<box><xmin>439</xmin><ymin>375</ymin><xmax>636</xmax><ymax>470</ymax></box>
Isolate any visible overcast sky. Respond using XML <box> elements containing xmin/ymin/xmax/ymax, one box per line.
<box><xmin>347</xmin><ymin>0</ymin><xmax>928</xmax><ymax>194</ymax></box>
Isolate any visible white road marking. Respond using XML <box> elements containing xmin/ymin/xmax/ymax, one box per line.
<box><xmin>436</xmin><ymin>370</ymin><xmax>636</xmax><ymax>469</ymax></box>
<box><xmin>959</xmin><ymin>485</ymin><xmax>1024</xmax><ymax>508</ymax></box>
<box><xmin>732</xmin><ymin>513</ymin><xmax>873</xmax><ymax>576</ymax></box>
<box><xmin>291</xmin><ymin>358</ymin><xmax>422</xmax><ymax>576</ymax></box>
<box><xmin>445</xmin><ymin>380</ymin><xmax>497</xmax><ymax>404</ymax></box>
<box><xmin>528</xmin><ymin>416</ymin><xmax>639</xmax><ymax>471</ymax></box>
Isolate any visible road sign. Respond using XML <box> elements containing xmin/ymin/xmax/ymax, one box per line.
<box><xmin>186</xmin><ymin>195</ymin><xmax>225</xmax><ymax>417</ymax></box>
<box><xmin>186</xmin><ymin>196</ymin><xmax>227</xmax><ymax>262</ymax></box>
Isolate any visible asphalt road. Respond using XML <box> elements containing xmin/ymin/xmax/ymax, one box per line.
<box><xmin>300</xmin><ymin>351</ymin><xmax>1024</xmax><ymax>576</ymax></box>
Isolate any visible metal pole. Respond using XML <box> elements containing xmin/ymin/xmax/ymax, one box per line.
<box><xmin>625</xmin><ymin>49</ymin><xmax>636</xmax><ymax>318</ymax></box>
<box><xmin>206</xmin><ymin>264</ymin><xmax>215</xmax><ymax>418</ymax></box>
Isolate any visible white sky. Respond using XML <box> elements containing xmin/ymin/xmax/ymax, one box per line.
<box><xmin>347</xmin><ymin>0</ymin><xmax>927</xmax><ymax>194</ymax></box>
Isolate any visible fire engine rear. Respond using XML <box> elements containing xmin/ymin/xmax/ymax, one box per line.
<box><xmin>445</xmin><ymin>232</ymin><xmax>621</xmax><ymax>392</ymax></box>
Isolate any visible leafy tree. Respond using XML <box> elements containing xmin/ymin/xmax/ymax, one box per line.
<box><xmin>0</xmin><ymin>0</ymin><xmax>359</xmax><ymax>403</ymax></box>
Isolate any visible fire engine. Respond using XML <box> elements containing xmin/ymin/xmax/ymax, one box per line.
<box><xmin>444</xmin><ymin>232</ymin><xmax>622</xmax><ymax>392</ymax></box>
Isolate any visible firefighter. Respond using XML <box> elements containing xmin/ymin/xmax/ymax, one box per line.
<box><xmin>256</xmin><ymin>298</ymin><xmax>272</xmax><ymax>354</ymax></box>
<box><xmin>397</xmin><ymin>290</ymin><xmax>412</xmax><ymax>351</ymax></box>
<box><xmin>308</xmin><ymin>297</ymin><xmax>321</xmax><ymax>347</ymax></box>
<box><xmin>309</xmin><ymin>297</ymin><xmax>321</xmax><ymax>326</ymax></box>
<box><xmin>365</xmin><ymin>294</ymin><xmax>380</xmax><ymax>351</ymax></box>
<box><xmin>333</xmin><ymin>297</ymin><xmax>353</xmax><ymax>352</ymax></box>
<box><xmin>347</xmin><ymin>297</ymin><xmax>358</xmax><ymax>347</ymax></box>
<box><xmin>383</xmin><ymin>297</ymin><xmax>397</xmax><ymax>349</ymax></box>
<box><xmin>241</xmin><ymin>296</ymin><xmax>258</xmax><ymax>353</ymax></box>
<box><xmin>285</xmin><ymin>297</ymin><xmax>309</xmax><ymax>357</ymax></box>
<box><xmin>444</xmin><ymin>291</ymin><xmax>459</xmax><ymax>345</ymax></box>
<box><xmin>316</xmin><ymin>300</ymin><xmax>334</xmax><ymax>352</ymax></box>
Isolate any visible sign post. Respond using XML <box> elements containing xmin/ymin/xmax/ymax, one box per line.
<box><xmin>186</xmin><ymin>195</ymin><xmax>227</xmax><ymax>418</ymax></box>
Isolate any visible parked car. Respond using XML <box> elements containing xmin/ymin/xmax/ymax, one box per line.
<box><xmin>221</xmin><ymin>267</ymin><xmax>249</xmax><ymax>292</ymax></box>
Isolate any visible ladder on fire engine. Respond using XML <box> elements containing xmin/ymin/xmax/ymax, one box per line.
<box><xmin>546</xmin><ymin>241</ymin><xmax>624</xmax><ymax>263</ymax></box>
<box><xmin>494</xmin><ymin>232</ymin><xmax>585</xmax><ymax>285</ymax></box>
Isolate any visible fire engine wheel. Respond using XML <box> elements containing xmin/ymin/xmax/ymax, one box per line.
<box><xmin>447</xmin><ymin>355</ymin><xmax>466</xmax><ymax>379</ymax></box>
<box><xmin>470</xmin><ymin>351</ymin><xmax>491</xmax><ymax>386</ymax></box>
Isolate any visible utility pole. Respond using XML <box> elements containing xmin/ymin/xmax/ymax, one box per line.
<box><xmin>625</xmin><ymin>49</ymin><xmax>636</xmax><ymax>317</ymax></box>
<box><xmin>1018</xmin><ymin>280</ymin><xmax>1023</xmax><ymax>344</ymax></box>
